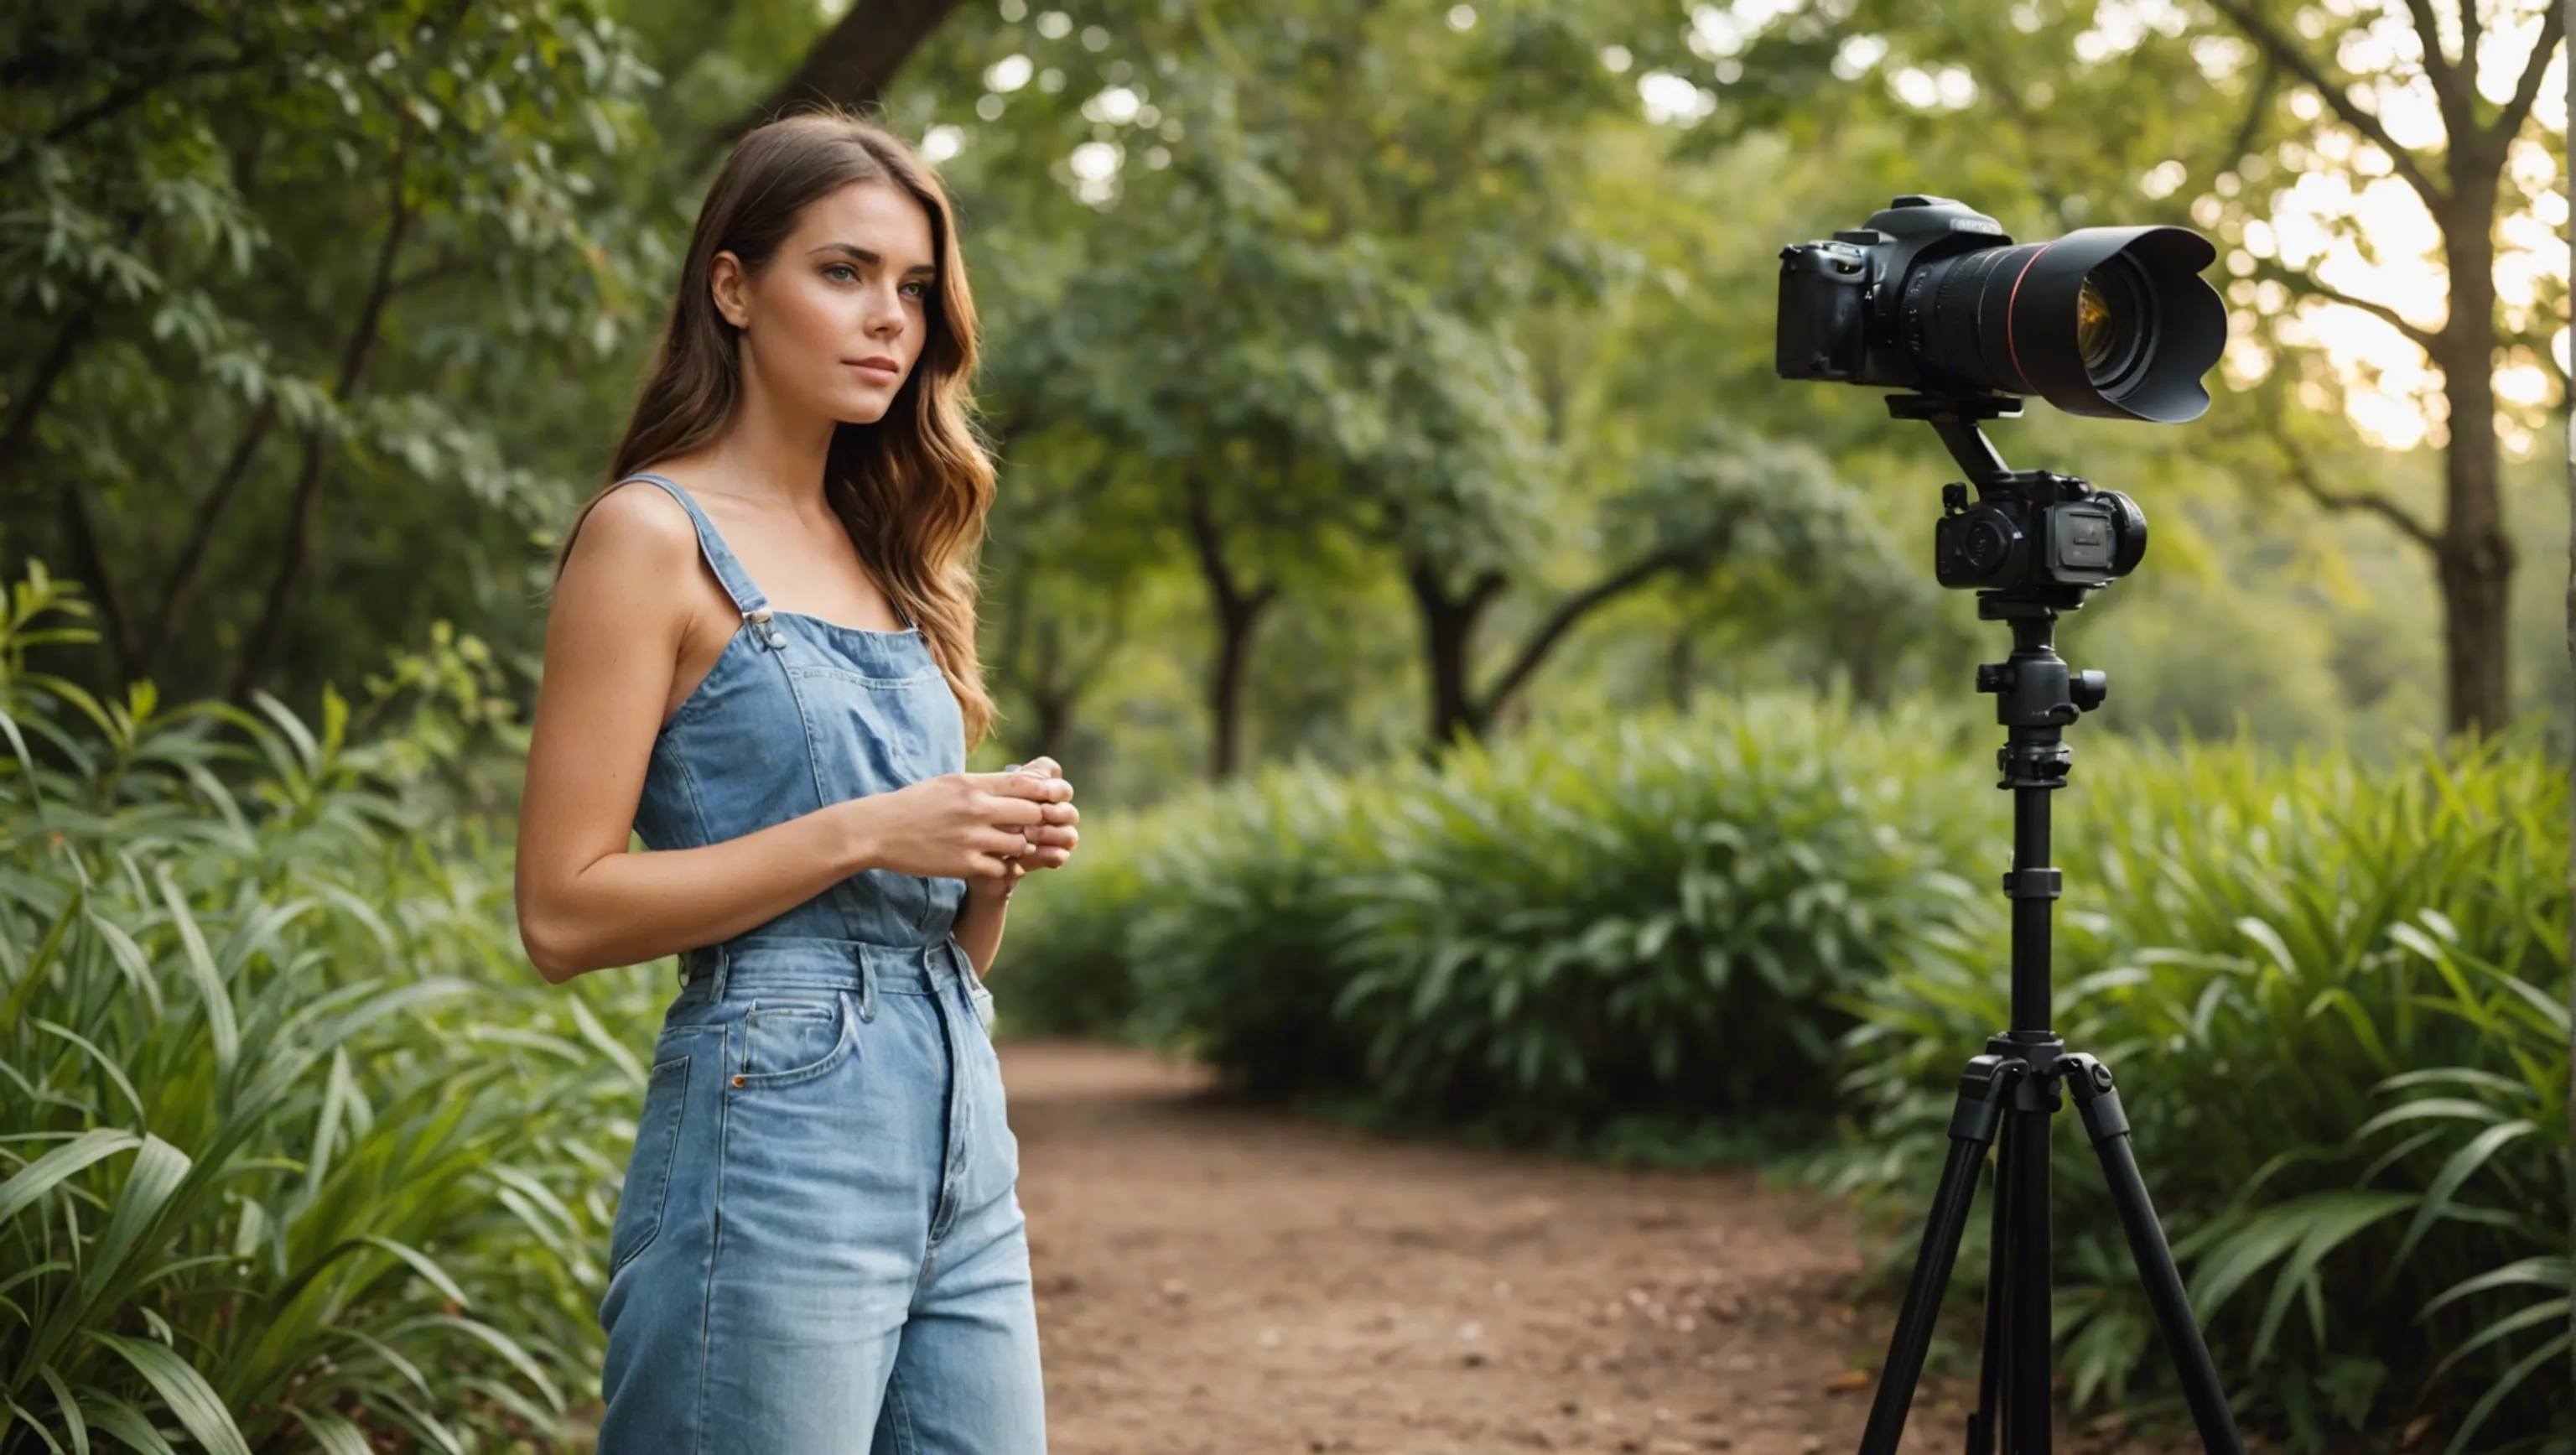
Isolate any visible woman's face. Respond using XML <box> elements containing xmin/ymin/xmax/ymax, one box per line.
<box><xmin>711</xmin><ymin>177</ymin><xmax>937</xmax><ymax>428</ymax></box>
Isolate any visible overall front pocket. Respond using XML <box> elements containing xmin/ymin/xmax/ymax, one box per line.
<box><xmin>734</xmin><ymin>990</ymin><xmax>858</xmax><ymax>1089</ymax></box>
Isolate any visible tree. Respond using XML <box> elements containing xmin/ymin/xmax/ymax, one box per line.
<box><xmin>2202</xmin><ymin>0</ymin><xmax>2563</xmax><ymax>735</ymax></box>
<box><xmin>0</xmin><ymin>0</ymin><xmax>655</xmax><ymax>706</ymax></box>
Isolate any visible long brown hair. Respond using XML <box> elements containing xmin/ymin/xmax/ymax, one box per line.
<box><xmin>553</xmin><ymin>107</ymin><xmax>998</xmax><ymax>747</ymax></box>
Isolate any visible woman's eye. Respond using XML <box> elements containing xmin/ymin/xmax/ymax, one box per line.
<box><xmin>900</xmin><ymin>280</ymin><xmax>929</xmax><ymax>299</ymax></box>
<box><xmin>823</xmin><ymin>263</ymin><xmax>858</xmax><ymax>282</ymax></box>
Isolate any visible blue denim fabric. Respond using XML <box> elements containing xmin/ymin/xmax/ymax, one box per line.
<box><xmin>594</xmin><ymin>474</ymin><xmax>1041</xmax><ymax>1453</ymax></box>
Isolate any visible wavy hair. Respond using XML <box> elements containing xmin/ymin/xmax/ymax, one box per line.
<box><xmin>553</xmin><ymin>107</ymin><xmax>997</xmax><ymax>747</ymax></box>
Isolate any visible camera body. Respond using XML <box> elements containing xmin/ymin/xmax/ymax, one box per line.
<box><xmin>1934</xmin><ymin>470</ymin><xmax>2147</xmax><ymax>592</ymax></box>
<box><xmin>1777</xmin><ymin>195</ymin><xmax>2007</xmax><ymax>392</ymax></box>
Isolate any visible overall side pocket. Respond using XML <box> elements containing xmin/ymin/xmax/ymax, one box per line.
<box><xmin>607</xmin><ymin>1052</ymin><xmax>690</xmax><ymax>1278</ymax></box>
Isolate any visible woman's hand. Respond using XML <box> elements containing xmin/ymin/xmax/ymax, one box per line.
<box><xmin>980</xmin><ymin>756</ymin><xmax>1080</xmax><ymax>895</ymax></box>
<box><xmin>855</xmin><ymin>763</ymin><xmax>1077</xmax><ymax>881</ymax></box>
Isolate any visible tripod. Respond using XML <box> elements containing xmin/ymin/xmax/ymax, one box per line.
<box><xmin>1855</xmin><ymin>398</ymin><xmax>2247</xmax><ymax>1455</ymax></box>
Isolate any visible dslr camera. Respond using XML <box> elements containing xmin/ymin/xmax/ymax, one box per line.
<box><xmin>1775</xmin><ymin>195</ymin><xmax>2225</xmax><ymax>597</ymax></box>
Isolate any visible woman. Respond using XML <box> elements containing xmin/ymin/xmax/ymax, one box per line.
<box><xmin>512</xmin><ymin>109</ymin><xmax>1078</xmax><ymax>1453</ymax></box>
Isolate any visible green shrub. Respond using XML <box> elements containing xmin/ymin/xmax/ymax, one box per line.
<box><xmin>1121</xmin><ymin>761</ymin><xmax>1394</xmax><ymax>1096</ymax></box>
<box><xmin>0</xmin><ymin>566</ymin><xmax>660</xmax><ymax>1451</ymax></box>
<box><xmin>1006</xmin><ymin>694</ymin><xmax>1997</xmax><ymax>1131</ymax></box>
<box><xmin>1322</xmin><ymin>697</ymin><xmax>1990</xmax><ymax>1132</ymax></box>
<box><xmin>1823</xmin><ymin>734</ymin><xmax>2570</xmax><ymax>1453</ymax></box>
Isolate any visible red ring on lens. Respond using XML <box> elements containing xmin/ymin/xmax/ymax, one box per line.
<box><xmin>2003</xmin><ymin>239</ymin><xmax>2058</xmax><ymax>394</ymax></box>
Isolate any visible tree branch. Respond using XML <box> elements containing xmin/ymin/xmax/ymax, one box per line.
<box><xmin>1472</xmin><ymin>549</ymin><xmax>1684</xmax><ymax>728</ymax></box>
<box><xmin>2205</xmin><ymin>0</ymin><xmax>2450</xmax><ymax>209</ymax></box>
<box><xmin>2271</xmin><ymin>419</ymin><xmax>2442</xmax><ymax>550</ymax></box>
<box><xmin>2221</xmin><ymin>55</ymin><xmax>2282</xmax><ymax>173</ymax></box>
<box><xmin>2490</xmin><ymin>1</ymin><xmax>2566</xmax><ymax>148</ymax></box>
<box><xmin>2397</xmin><ymin>0</ymin><xmax>2464</xmax><ymax>125</ymax></box>
<box><xmin>704</xmin><ymin>0</ymin><xmax>969</xmax><ymax>158</ymax></box>
<box><xmin>39</xmin><ymin>55</ymin><xmax>243</xmax><ymax>148</ymax></box>
<box><xmin>2254</xmin><ymin>256</ymin><xmax>2445</xmax><ymax>352</ymax></box>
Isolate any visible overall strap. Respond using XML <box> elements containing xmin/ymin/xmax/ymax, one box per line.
<box><xmin>614</xmin><ymin>473</ymin><xmax>787</xmax><ymax>648</ymax></box>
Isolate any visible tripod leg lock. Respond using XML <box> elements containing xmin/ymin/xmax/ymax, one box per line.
<box><xmin>2000</xmin><ymin>867</ymin><xmax>2062</xmax><ymax>900</ymax></box>
<box><xmin>2060</xmin><ymin>1052</ymin><xmax>2130</xmax><ymax>1144</ymax></box>
<box><xmin>1948</xmin><ymin>1053</ymin><xmax>2020</xmax><ymax>1144</ymax></box>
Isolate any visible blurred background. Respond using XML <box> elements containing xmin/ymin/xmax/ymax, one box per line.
<box><xmin>0</xmin><ymin>1</ymin><xmax>2566</xmax><ymax>1452</ymax></box>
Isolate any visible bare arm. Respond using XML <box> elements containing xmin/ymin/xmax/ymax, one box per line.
<box><xmin>512</xmin><ymin>483</ymin><xmax>894</xmax><ymax>982</ymax></box>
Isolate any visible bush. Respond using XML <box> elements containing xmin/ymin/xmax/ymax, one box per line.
<box><xmin>0</xmin><ymin>566</ymin><xmax>661</xmax><ymax>1451</ymax></box>
<box><xmin>1005</xmin><ymin>694</ymin><xmax>1995</xmax><ymax>1133</ymax></box>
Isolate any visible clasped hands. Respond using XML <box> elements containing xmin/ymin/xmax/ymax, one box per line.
<box><xmin>983</xmin><ymin>755</ymin><xmax>1078</xmax><ymax>894</ymax></box>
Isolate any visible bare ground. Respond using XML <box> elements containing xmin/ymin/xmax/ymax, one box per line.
<box><xmin>1005</xmin><ymin>1040</ymin><xmax>2181</xmax><ymax>1455</ymax></box>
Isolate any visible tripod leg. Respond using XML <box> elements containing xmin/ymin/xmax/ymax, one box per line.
<box><xmin>2002</xmin><ymin>1082</ymin><xmax>2055</xmax><ymax>1454</ymax></box>
<box><xmin>1967</xmin><ymin>1115</ymin><xmax>2012</xmax><ymax>1455</ymax></box>
<box><xmin>1858</xmin><ymin>1055</ymin><xmax>2018</xmax><ymax>1455</ymax></box>
<box><xmin>2062</xmin><ymin>1054</ymin><xmax>2247</xmax><ymax>1455</ymax></box>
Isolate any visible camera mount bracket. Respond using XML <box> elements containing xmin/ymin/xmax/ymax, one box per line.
<box><xmin>1888</xmin><ymin>391</ymin><xmax>2018</xmax><ymax>483</ymax></box>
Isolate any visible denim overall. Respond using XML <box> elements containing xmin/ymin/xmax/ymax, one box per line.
<box><xmin>594</xmin><ymin>474</ymin><xmax>1044</xmax><ymax>1453</ymax></box>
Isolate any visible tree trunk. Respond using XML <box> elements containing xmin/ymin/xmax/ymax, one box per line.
<box><xmin>1181</xmin><ymin>470</ymin><xmax>1275</xmax><ymax>780</ymax></box>
<box><xmin>229</xmin><ymin>429</ymin><xmax>331</xmax><ymax>703</ymax></box>
<box><xmin>2438</xmin><ymin>172</ymin><xmax>2514</xmax><ymax>737</ymax></box>
<box><xmin>135</xmin><ymin>395</ymin><xmax>278</xmax><ymax>676</ymax></box>
<box><xmin>57</xmin><ymin>482</ymin><xmax>133</xmax><ymax>681</ymax></box>
<box><xmin>709</xmin><ymin>0</ymin><xmax>968</xmax><ymax>152</ymax></box>
<box><xmin>1405</xmin><ymin>556</ymin><xmax>1504</xmax><ymax>751</ymax></box>
<box><xmin>1665</xmin><ymin>624</ymin><xmax>1696</xmax><ymax>710</ymax></box>
<box><xmin>228</xmin><ymin>160</ymin><xmax>411</xmax><ymax>704</ymax></box>
<box><xmin>1206</xmin><ymin>592</ymin><xmax>1270</xmax><ymax>779</ymax></box>
<box><xmin>1026</xmin><ymin>679</ymin><xmax>1078</xmax><ymax>766</ymax></box>
<box><xmin>0</xmin><ymin>305</ymin><xmax>97</xmax><ymax>495</ymax></box>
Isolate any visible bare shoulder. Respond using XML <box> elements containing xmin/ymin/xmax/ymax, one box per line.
<box><xmin>565</xmin><ymin>476</ymin><xmax>703</xmax><ymax>579</ymax></box>
<box><xmin>548</xmin><ymin>477</ymin><xmax>711</xmax><ymax>655</ymax></box>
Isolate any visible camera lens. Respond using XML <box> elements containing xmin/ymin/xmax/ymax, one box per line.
<box><xmin>2075</xmin><ymin>275</ymin><xmax>2116</xmax><ymax>367</ymax></box>
<box><xmin>1894</xmin><ymin>226</ymin><xmax>2223</xmax><ymax>423</ymax></box>
<box><xmin>2075</xmin><ymin>258</ymin><xmax>2152</xmax><ymax>389</ymax></box>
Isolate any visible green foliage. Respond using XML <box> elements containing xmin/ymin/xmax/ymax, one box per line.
<box><xmin>1</xmin><ymin>0</ymin><xmax>658</xmax><ymax>704</ymax></box>
<box><xmin>1822</xmin><ymin>734</ymin><xmax>2571</xmax><ymax>1452</ymax></box>
<box><xmin>0</xmin><ymin>566</ymin><xmax>660</xmax><ymax>1451</ymax></box>
<box><xmin>1002</xmin><ymin>700</ymin><xmax>2570</xmax><ymax>1449</ymax></box>
<box><xmin>1006</xmin><ymin>693</ymin><xmax>1992</xmax><ymax>1128</ymax></box>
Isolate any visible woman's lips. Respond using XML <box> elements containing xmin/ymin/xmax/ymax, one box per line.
<box><xmin>848</xmin><ymin>360</ymin><xmax>901</xmax><ymax>383</ymax></box>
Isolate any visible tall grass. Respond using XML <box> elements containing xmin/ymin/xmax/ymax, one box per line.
<box><xmin>0</xmin><ymin>566</ymin><xmax>661</xmax><ymax>1452</ymax></box>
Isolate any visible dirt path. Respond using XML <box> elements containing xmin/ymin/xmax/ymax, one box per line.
<box><xmin>1002</xmin><ymin>1041</ymin><xmax>2079</xmax><ymax>1455</ymax></box>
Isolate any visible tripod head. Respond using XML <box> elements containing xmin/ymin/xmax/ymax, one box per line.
<box><xmin>1888</xmin><ymin>393</ymin><xmax>2148</xmax><ymax>614</ymax></box>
